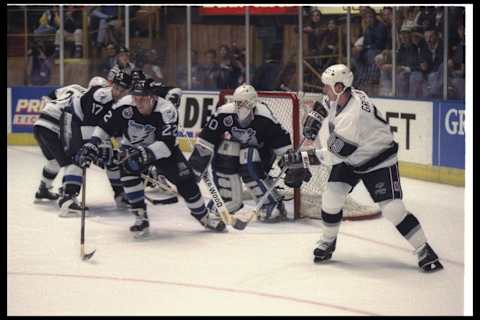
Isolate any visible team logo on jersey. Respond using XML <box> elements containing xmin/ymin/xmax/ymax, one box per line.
<box><xmin>231</xmin><ymin>126</ymin><xmax>261</xmax><ymax>147</ymax></box>
<box><xmin>122</xmin><ymin>107</ymin><xmax>133</xmax><ymax>119</ymax></box>
<box><xmin>223</xmin><ymin>115</ymin><xmax>233</xmax><ymax>127</ymax></box>
<box><xmin>327</xmin><ymin>135</ymin><xmax>344</xmax><ymax>155</ymax></box>
<box><xmin>162</xmin><ymin>107</ymin><xmax>177</xmax><ymax>123</ymax></box>
<box><xmin>127</xmin><ymin>120</ymin><xmax>156</xmax><ymax>144</ymax></box>
<box><xmin>374</xmin><ymin>182</ymin><xmax>387</xmax><ymax>195</ymax></box>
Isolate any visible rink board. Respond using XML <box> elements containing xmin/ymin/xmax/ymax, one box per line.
<box><xmin>7</xmin><ymin>87</ymin><xmax>465</xmax><ymax>186</ymax></box>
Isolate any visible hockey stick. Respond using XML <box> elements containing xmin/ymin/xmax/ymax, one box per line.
<box><xmin>181</xmin><ymin>129</ymin><xmax>248</xmax><ymax>230</ymax></box>
<box><xmin>80</xmin><ymin>167</ymin><xmax>96</xmax><ymax>261</ymax></box>
<box><xmin>141</xmin><ymin>173</ymin><xmax>179</xmax><ymax>205</ymax></box>
<box><xmin>241</xmin><ymin>138</ymin><xmax>307</xmax><ymax>225</ymax></box>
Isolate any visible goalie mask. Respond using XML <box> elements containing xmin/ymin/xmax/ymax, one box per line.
<box><xmin>232</xmin><ymin>84</ymin><xmax>257</xmax><ymax>127</ymax></box>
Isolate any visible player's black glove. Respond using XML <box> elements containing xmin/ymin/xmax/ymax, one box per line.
<box><xmin>303</xmin><ymin>101</ymin><xmax>328</xmax><ymax>140</ymax></box>
<box><xmin>282</xmin><ymin>149</ymin><xmax>313</xmax><ymax>189</ymax></box>
<box><xmin>95</xmin><ymin>143</ymin><xmax>115</xmax><ymax>169</ymax></box>
<box><xmin>77</xmin><ymin>142</ymin><xmax>99</xmax><ymax>168</ymax></box>
<box><xmin>120</xmin><ymin>146</ymin><xmax>156</xmax><ymax>175</ymax></box>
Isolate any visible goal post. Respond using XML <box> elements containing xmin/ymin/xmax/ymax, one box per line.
<box><xmin>218</xmin><ymin>90</ymin><xmax>381</xmax><ymax>221</ymax></box>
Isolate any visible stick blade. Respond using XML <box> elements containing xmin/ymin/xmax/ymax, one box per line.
<box><xmin>82</xmin><ymin>249</ymin><xmax>96</xmax><ymax>261</ymax></box>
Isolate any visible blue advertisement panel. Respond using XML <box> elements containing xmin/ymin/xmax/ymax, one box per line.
<box><xmin>433</xmin><ymin>101</ymin><xmax>465</xmax><ymax>169</ymax></box>
<box><xmin>11</xmin><ymin>86</ymin><xmax>59</xmax><ymax>133</ymax></box>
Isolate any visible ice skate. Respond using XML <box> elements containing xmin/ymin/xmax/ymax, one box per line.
<box><xmin>130</xmin><ymin>208</ymin><xmax>150</xmax><ymax>238</ymax></box>
<box><xmin>416</xmin><ymin>243</ymin><xmax>444</xmax><ymax>273</ymax></box>
<box><xmin>58</xmin><ymin>194</ymin><xmax>89</xmax><ymax>217</ymax></box>
<box><xmin>34</xmin><ymin>182</ymin><xmax>59</xmax><ymax>203</ymax></box>
<box><xmin>194</xmin><ymin>211</ymin><xmax>226</xmax><ymax>232</ymax></box>
<box><xmin>313</xmin><ymin>238</ymin><xmax>337</xmax><ymax>263</ymax></box>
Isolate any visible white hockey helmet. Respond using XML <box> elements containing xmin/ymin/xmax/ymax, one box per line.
<box><xmin>231</xmin><ymin>84</ymin><xmax>257</xmax><ymax>126</ymax></box>
<box><xmin>88</xmin><ymin>76</ymin><xmax>109</xmax><ymax>88</ymax></box>
<box><xmin>321</xmin><ymin>64</ymin><xmax>354</xmax><ymax>92</ymax></box>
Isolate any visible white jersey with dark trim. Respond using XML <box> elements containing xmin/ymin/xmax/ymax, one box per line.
<box><xmin>317</xmin><ymin>88</ymin><xmax>397</xmax><ymax>172</ymax></box>
<box><xmin>34</xmin><ymin>97</ymin><xmax>73</xmax><ymax>135</ymax></box>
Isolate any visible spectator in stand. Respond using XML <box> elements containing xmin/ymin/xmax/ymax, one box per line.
<box><xmin>231</xmin><ymin>42</ymin><xmax>246</xmax><ymax>86</ymax></box>
<box><xmin>98</xmin><ymin>43</ymin><xmax>117</xmax><ymax>78</ymax></box>
<box><xmin>400</xmin><ymin>7</ymin><xmax>418</xmax><ymax>33</ymax></box>
<box><xmin>382</xmin><ymin>7</ymin><xmax>394</xmax><ymax>50</ymax></box>
<box><xmin>107</xmin><ymin>46</ymin><xmax>135</xmax><ymax>82</ymax></box>
<box><xmin>419</xmin><ymin>28</ymin><xmax>444</xmax><ymax>98</ymax></box>
<box><xmin>54</xmin><ymin>6</ymin><xmax>83</xmax><ymax>58</ymax></box>
<box><xmin>252</xmin><ymin>45</ymin><xmax>283</xmax><ymax>91</ymax></box>
<box><xmin>34</xmin><ymin>7</ymin><xmax>59</xmax><ymax>34</ymax></box>
<box><xmin>27</xmin><ymin>40</ymin><xmax>53</xmax><ymax>85</ymax></box>
<box><xmin>303</xmin><ymin>9</ymin><xmax>323</xmax><ymax>64</ymax></box>
<box><xmin>433</xmin><ymin>6</ymin><xmax>445</xmax><ymax>34</ymax></box>
<box><xmin>217</xmin><ymin>44</ymin><xmax>241</xmax><ymax>89</ymax></box>
<box><xmin>447</xmin><ymin>22</ymin><xmax>465</xmax><ymax>99</ymax></box>
<box><xmin>176</xmin><ymin>50</ymin><xmax>202</xmax><ymax>89</ymax></box>
<box><xmin>89</xmin><ymin>6</ymin><xmax>121</xmax><ymax>48</ymax></box>
<box><xmin>415</xmin><ymin>6</ymin><xmax>436</xmax><ymax>33</ymax></box>
<box><xmin>200</xmin><ymin>49</ymin><xmax>220</xmax><ymax>90</ymax></box>
<box><xmin>142</xmin><ymin>49</ymin><xmax>164</xmax><ymax>83</ymax></box>
<box><xmin>376</xmin><ymin>25</ymin><xmax>422</xmax><ymax>97</ymax></box>
<box><xmin>316</xmin><ymin>18</ymin><xmax>338</xmax><ymax>71</ymax></box>
<box><xmin>352</xmin><ymin>7</ymin><xmax>387</xmax><ymax>92</ymax></box>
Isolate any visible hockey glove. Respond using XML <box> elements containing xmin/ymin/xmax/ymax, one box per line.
<box><xmin>77</xmin><ymin>142</ymin><xmax>99</xmax><ymax>168</ymax></box>
<box><xmin>120</xmin><ymin>146</ymin><xmax>155</xmax><ymax>175</ymax></box>
<box><xmin>303</xmin><ymin>101</ymin><xmax>328</xmax><ymax>140</ymax></box>
<box><xmin>283</xmin><ymin>149</ymin><xmax>313</xmax><ymax>189</ymax></box>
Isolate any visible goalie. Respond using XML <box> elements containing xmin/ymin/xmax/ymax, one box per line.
<box><xmin>188</xmin><ymin>84</ymin><xmax>292</xmax><ymax>222</ymax></box>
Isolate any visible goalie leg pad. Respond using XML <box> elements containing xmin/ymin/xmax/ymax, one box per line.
<box><xmin>212</xmin><ymin>171</ymin><xmax>243</xmax><ymax>213</ymax></box>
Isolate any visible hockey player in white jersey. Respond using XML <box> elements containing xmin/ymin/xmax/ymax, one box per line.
<box><xmin>188</xmin><ymin>84</ymin><xmax>292</xmax><ymax>222</ymax></box>
<box><xmin>282</xmin><ymin>64</ymin><xmax>443</xmax><ymax>272</ymax></box>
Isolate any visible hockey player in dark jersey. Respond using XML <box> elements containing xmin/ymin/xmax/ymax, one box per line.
<box><xmin>76</xmin><ymin>79</ymin><xmax>225</xmax><ymax>237</ymax></box>
<box><xmin>69</xmin><ymin>71</ymin><xmax>132</xmax><ymax>209</ymax></box>
<box><xmin>32</xmin><ymin>73</ymin><xmax>131</xmax><ymax>216</ymax></box>
<box><xmin>188</xmin><ymin>84</ymin><xmax>293</xmax><ymax>222</ymax></box>
<box><xmin>130</xmin><ymin>69</ymin><xmax>183</xmax><ymax>109</ymax></box>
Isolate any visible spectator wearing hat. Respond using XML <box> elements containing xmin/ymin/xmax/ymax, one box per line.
<box><xmin>107</xmin><ymin>46</ymin><xmax>136</xmax><ymax>82</ymax></box>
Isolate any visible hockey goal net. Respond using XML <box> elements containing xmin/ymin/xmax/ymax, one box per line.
<box><xmin>218</xmin><ymin>90</ymin><xmax>381</xmax><ymax>221</ymax></box>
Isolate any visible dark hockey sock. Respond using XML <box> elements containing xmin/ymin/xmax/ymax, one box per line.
<box><xmin>321</xmin><ymin>209</ymin><xmax>343</xmax><ymax>241</ymax></box>
<box><xmin>122</xmin><ymin>175</ymin><xmax>145</xmax><ymax>208</ymax></box>
<box><xmin>62</xmin><ymin>164</ymin><xmax>82</xmax><ymax>196</ymax></box>
<box><xmin>395</xmin><ymin>212</ymin><xmax>427</xmax><ymax>250</ymax></box>
<box><xmin>41</xmin><ymin>160</ymin><xmax>60</xmax><ymax>188</ymax></box>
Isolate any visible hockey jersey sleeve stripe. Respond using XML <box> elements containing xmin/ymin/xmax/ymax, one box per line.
<box><xmin>327</xmin><ymin>132</ymin><xmax>358</xmax><ymax>158</ymax></box>
<box><xmin>39</xmin><ymin>113</ymin><xmax>61</xmax><ymax>126</ymax></box>
<box><xmin>147</xmin><ymin>141</ymin><xmax>172</xmax><ymax>160</ymax></box>
<box><xmin>80</xmin><ymin>126</ymin><xmax>96</xmax><ymax>141</ymax></box>
<box><xmin>353</xmin><ymin>141</ymin><xmax>398</xmax><ymax>173</ymax></box>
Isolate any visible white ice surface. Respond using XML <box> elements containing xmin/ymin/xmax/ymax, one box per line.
<box><xmin>7</xmin><ymin>146</ymin><xmax>466</xmax><ymax>315</ymax></box>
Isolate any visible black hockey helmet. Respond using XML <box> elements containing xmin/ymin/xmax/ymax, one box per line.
<box><xmin>130</xmin><ymin>79</ymin><xmax>152</xmax><ymax>96</ymax></box>
<box><xmin>116</xmin><ymin>46</ymin><xmax>129</xmax><ymax>55</ymax></box>
<box><xmin>131</xmin><ymin>69</ymin><xmax>147</xmax><ymax>83</ymax></box>
<box><xmin>112</xmin><ymin>71</ymin><xmax>132</xmax><ymax>89</ymax></box>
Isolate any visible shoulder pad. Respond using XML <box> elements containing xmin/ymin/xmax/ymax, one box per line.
<box><xmin>216</xmin><ymin>102</ymin><xmax>236</xmax><ymax>115</ymax></box>
<box><xmin>154</xmin><ymin>97</ymin><xmax>178</xmax><ymax>124</ymax></box>
<box><xmin>112</xmin><ymin>95</ymin><xmax>134</xmax><ymax>110</ymax></box>
<box><xmin>253</xmin><ymin>102</ymin><xmax>279</xmax><ymax>124</ymax></box>
<box><xmin>93</xmin><ymin>87</ymin><xmax>114</xmax><ymax>104</ymax></box>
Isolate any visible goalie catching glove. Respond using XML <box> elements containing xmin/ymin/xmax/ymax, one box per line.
<box><xmin>282</xmin><ymin>149</ymin><xmax>322</xmax><ymax>188</ymax></box>
<box><xmin>303</xmin><ymin>101</ymin><xmax>328</xmax><ymax>140</ymax></box>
